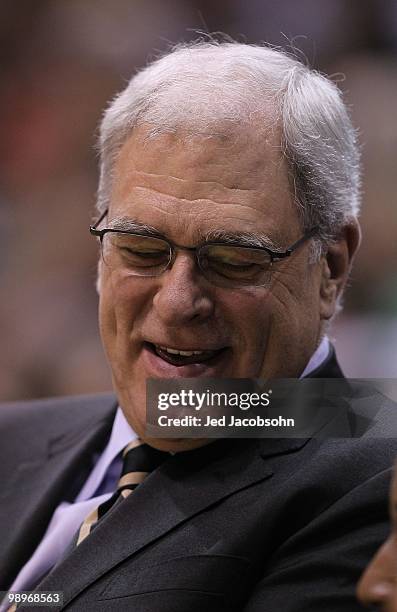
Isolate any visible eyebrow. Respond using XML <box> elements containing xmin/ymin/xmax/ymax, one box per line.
<box><xmin>200</xmin><ymin>229</ymin><xmax>281</xmax><ymax>250</ymax></box>
<box><xmin>108</xmin><ymin>217</ymin><xmax>164</xmax><ymax>237</ymax></box>
<box><xmin>108</xmin><ymin>216</ymin><xmax>281</xmax><ymax>250</ymax></box>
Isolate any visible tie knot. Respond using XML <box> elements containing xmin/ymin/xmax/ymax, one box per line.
<box><xmin>117</xmin><ymin>440</ymin><xmax>169</xmax><ymax>494</ymax></box>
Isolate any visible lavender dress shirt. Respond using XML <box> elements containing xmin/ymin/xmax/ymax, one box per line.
<box><xmin>8</xmin><ymin>336</ymin><xmax>330</xmax><ymax>594</ymax></box>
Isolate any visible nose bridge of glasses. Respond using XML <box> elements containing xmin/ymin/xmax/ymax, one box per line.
<box><xmin>158</xmin><ymin>242</ymin><xmax>214</xmax><ymax>293</ymax></box>
<box><xmin>168</xmin><ymin>242</ymin><xmax>202</xmax><ymax>269</ymax></box>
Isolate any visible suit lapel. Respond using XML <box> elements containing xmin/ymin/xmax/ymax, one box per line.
<box><xmin>31</xmin><ymin>437</ymin><xmax>308</xmax><ymax>608</ymax></box>
<box><xmin>0</xmin><ymin>397</ymin><xmax>116</xmax><ymax>590</ymax></box>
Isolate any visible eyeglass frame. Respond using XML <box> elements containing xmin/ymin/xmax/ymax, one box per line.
<box><xmin>90</xmin><ymin>208</ymin><xmax>319</xmax><ymax>287</ymax></box>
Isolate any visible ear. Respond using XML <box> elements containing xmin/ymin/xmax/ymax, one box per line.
<box><xmin>319</xmin><ymin>219</ymin><xmax>361</xmax><ymax>320</ymax></box>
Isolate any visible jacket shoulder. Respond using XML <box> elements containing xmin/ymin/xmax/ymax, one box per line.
<box><xmin>0</xmin><ymin>392</ymin><xmax>117</xmax><ymax>436</ymax></box>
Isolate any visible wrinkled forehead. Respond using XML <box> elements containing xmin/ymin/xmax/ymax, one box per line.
<box><xmin>112</xmin><ymin>121</ymin><xmax>287</xmax><ymax>195</ymax></box>
<box><xmin>108</xmin><ymin>122</ymin><xmax>300</xmax><ymax>246</ymax></box>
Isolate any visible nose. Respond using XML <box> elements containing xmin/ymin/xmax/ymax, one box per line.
<box><xmin>152</xmin><ymin>251</ymin><xmax>215</xmax><ymax>326</ymax></box>
<box><xmin>357</xmin><ymin>540</ymin><xmax>396</xmax><ymax>610</ymax></box>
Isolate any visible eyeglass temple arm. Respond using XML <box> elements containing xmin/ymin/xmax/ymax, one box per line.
<box><xmin>272</xmin><ymin>227</ymin><xmax>319</xmax><ymax>260</ymax></box>
<box><xmin>90</xmin><ymin>208</ymin><xmax>109</xmax><ymax>236</ymax></box>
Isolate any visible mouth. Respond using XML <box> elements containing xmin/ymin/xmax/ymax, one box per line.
<box><xmin>144</xmin><ymin>342</ymin><xmax>226</xmax><ymax>366</ymax></box>
<box><xmin>142</xmin><ymin>341</ymin><xmax>229</xmax><ymax>377</ymax></box>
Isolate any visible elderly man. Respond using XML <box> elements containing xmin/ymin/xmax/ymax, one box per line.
<box><xmin>1</xmin><ymin>41</ymin><xmax>396</xmax><ymax>612</ymax></box>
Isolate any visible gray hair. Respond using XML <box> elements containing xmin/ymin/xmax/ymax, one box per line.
<box><xmin>97</xmin><ymin>40</ymin><xmax>361</xmax><ymax>257</ymax></box>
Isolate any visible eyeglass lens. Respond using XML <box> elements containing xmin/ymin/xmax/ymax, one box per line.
<box><xmin>101</xmin><ymin>231</ymin><xmax>272</xmax><ymax>287</ymax></box>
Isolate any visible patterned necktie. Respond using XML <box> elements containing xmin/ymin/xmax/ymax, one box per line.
<box><xmin>76</xmin><ymin>439</ymin><xmax>168</xmax><ymax>545</ymax></box>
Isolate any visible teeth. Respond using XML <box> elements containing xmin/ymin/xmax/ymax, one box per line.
<box><xmin>157</xmin><ymin>345</ymin><xmax>207</xmax><ymax>356</ymax></box>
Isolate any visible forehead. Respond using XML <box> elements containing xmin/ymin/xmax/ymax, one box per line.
<box><xmin>110</xmin><ymin>123</ymin><xmax>299</xmax><ymax>242</ymax></box>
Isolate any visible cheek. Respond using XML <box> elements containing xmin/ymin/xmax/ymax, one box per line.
<box><xmin>221</xmin><ymin>287</ymin><xmax>273</xmax><ymax>366</ymax></box>
<box><xmin>248</xmin><ymin>266</ymin><xmax>322</xmax><ymax>377</ymax></box>
<box><xmin>98</xmin><ymin>272</ymin><xmax>146</xmax><ymax>355</ymax></box>
<box><xmin>270</xmin><ymin>262</ymin><xmax>322</xmax><ymax>327</ymax></box>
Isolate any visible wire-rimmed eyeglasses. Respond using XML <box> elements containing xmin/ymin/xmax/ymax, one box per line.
<box><xmin>90</xmin><ymin>209</ymin><xmax>318</xmax><ymax>289</ymax></box>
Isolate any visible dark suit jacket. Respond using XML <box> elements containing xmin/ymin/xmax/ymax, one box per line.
<box><xmin>1</xmin><ymin>353</ymin><xmax>397</xmax><ymax>611</ymax></box>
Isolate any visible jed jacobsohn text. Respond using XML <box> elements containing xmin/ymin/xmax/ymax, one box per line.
<box><xmin>157</xmin><ymin>389</ymin><xmax>271</xmax><ymax>411</ymax></box>
<box><xmin>158</xmin><ymin>414</ymin><xmax>295</xmax><ymax>428</ymax></box>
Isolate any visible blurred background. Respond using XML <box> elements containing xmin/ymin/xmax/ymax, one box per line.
<box><xmin>1</xmin><ymin>0</ymin><xmax>396</xmax><ymax>401</ymax></box>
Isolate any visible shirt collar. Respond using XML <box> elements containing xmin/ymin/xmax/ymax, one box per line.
<box><xmin>75</xmin><ymin>407</ymin><xmax>137</xmax><ymax>501</ymax></box>
<box><xmin>300</xmin><ymin>336</ymin><xmax>330</xmax><ymax>378</ymax></box>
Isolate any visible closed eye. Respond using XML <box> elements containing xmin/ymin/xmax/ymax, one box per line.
<box><xmin>120</xmin><ymin>248</ymin><xmax>166</xmax><ymax>257</ymax></box>
<box><xmin>217</xmin><ymin>261</ymin><xmax>258</xmax><ymax>269</ymax></box>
